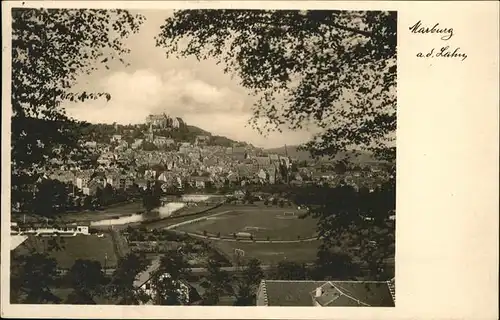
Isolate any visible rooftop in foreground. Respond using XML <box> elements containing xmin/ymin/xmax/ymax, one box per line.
<box><xmin>257</xmin><ymin>279</ymin><xmax>395</xmax><ymax>307</ymax></box>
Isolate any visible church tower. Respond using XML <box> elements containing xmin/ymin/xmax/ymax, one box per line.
<box><xmin>147</xmin><ymin>123</ymin><xmax>154</xmax><ymax>142</ymax></box>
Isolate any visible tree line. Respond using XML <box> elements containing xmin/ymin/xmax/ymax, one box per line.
<box><xmin>10</xmin><ymin>248</ymin><xmax>265</xmax><ymax>306</ymax></box>
<box><xmin>11</xmin><ymin>240</ymin><xmax>387</xmax><ymax>306</ymax></box>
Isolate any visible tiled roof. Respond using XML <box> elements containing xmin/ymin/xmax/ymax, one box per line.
<box><xmin>387</xmin><ymin>277</ymin><xmax>395</xmax><ymax>303</ymax></box>
<box><xmin>191</xmin><ymin>176</ymin><xmax>211</xmax><ymax>182</ymax></box>
<box><xmin>254</xmin><ymin>156</ymin><xmax>271</xmax><ymax>166</ymax></box>
<box><xmin>237</xmin><ymin>164</ymin><xmax>259</xmax><ymax>177</ymax></box>
<box><xmin>134</xmin><ymin>258</ymin><xmax>161</xmax><ymax>288</ymax></box>
<box><xmin>269</xmin><ymin>154</ymin><xmax>279</xmax><ymax>161</ymax></box>
<box><xmin>259</xmin><ymin>280</ymin><xmax>394</xmax><ymax>307</ymax></box>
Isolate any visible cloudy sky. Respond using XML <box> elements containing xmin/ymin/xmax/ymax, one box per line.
<box><xmin>64</xmin><ymin>10</ymin><xmax>318</xmax><ymax>149</ymax></box>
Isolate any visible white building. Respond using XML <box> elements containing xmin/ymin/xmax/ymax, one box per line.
<box><xmin>111</xmin><ymin>134</ymin><xmax>122</xmax><ymax>142</ymax></box>
<box><xmin>132</xmin><ymin>138</ymin><xmax>144</xmax><ymax>149</ymax></box>
<box><xmin>13</xmin><ymin>224</ymin><xmax>90</xmax><ymax>237</ymax></box>
<box><xmin>84</xmin><ymin>141</ymin><xmax>97</xmax><ymax>148</ymax></box>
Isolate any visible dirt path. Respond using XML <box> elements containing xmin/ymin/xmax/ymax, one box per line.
<box><xmin>109</xmin><ymin>229</ymin><xmax>129</xmax><ymax>259</ymax></box>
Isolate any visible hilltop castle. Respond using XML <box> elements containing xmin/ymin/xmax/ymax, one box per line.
<box><xmin>146</xmin><ymin>113</ymin><xmax>183</xmax><ymax>129</ymax></box>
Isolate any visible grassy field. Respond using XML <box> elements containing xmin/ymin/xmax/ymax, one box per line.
<box><xmin>175</xmin><ymin>207</ymin><xmax>318</xmax><ymax>241</ymax></box>
<box><xmin>212</xmin><ymin>240</ymin><xmax>321</xmax><ymax>265</ymax></box>
<box><xmin>15</xmin><ymin>234</ymin><xmax>118</xmax><ymax>269</ymax></box>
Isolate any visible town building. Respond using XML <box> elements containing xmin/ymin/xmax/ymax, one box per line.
<box><xmin>134</xmin><ymin>258</ymin><xmax>201</xmax><ymax>305</ymax></box>
<box><xmin>153</xmin><ymin>136</ymin><xmax>172</xmax><ymax>147</ymax></box>
<box><xmin>195</xmin><ymin>135</ymin><xmax>210</xmax><ymax>145</ymax></box>
<box><xmin>132</xmin><ymin>138</ymin><xmax>144</xmax><ymax>149</ymax></box>
<box><xmin>84</xmin><ymin>141</ymin><xmax>97</xmax><ymax>148</ymax></box>
<box><xmin>12</xmin><ymin>223</ymin><xmax>90</xmax><ymax>237</ymax></box>
<box><xmin>111</xmin><ymin>134</ymin><xmax>122</xmax><ymax>142</ymax></box>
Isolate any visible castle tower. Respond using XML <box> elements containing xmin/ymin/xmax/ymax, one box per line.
<box><xmin>172</xmin><ymin>117</ymin><xmax>180</xmax><ymax>129</ymax></box>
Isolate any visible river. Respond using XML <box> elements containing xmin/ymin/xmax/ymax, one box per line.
<box><xmin>90</xmin><ymin>202</ymin><xmax>186</xmax><ymax>227</ymax></box>
<box><xmin>89</xmin><ymin>194</ymin><xmax>217</xmax><ymax>227</ymax></box>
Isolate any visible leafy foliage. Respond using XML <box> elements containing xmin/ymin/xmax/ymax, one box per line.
<box><xmin>313</xmin><ymin>250</ymin><xmax>360</xmax><ymax>280</ymax></box>
<box><xmin>289</xmin><ymin>179</ymin><xmax>395</xmax><ymax>279</ymax></box>
<box><xmin>66</xmin><ymin>259</ymin><xmax>106</xmax><ymax>304</ymax></box>
<box><xmin>272</xmin><ymin>261</ymin><xmax>308</xmax><ymax>280</ymax></box>
<box><xmin>234</xmin><ymin>258</ymin><xmax>264</xmax><ymax>306</ymax></box>
<box><xmin>10</xmin><ymin>252</ymin><xmax>61</xmax><ymax>304</ymax></box>
<box><xmin>200</xmin><ymin>255</ymin><xmax>234</xmax><ymax>305</ymax></box>
<box><xmin>150</xmin><ymin>250</ymin><xmax>192</xmax><ymax>305</ymax></box>
<box><xmin>107</xmin><ymin>253</ymin><xmax>150</xmax><ymax>305</ymax></box>
<box><xmin>142</xmin><ymin>182</ymin><xmax>162</xmax><ymax>212</ymax></box>
<box><xmin>31</xmin><ymin>178</ymin><xmax>70</xmax><ymax>215</ymax></box>
<box><xmin>156</xmin><ymin>9</ymin><xmax>396</xmax><ymax>161</ymax></box>
<box><xmin>11</xmin><ymin>8</ymin><xmax>144</xmax><ymax>210</ymax></box>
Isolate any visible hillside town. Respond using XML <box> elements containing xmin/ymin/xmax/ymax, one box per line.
<box><xmin>10</xmin><ymin>113</ymin><xmax>395</xmax><ymax>307</ymax></box>
<box><xmin>12</xmin><ymin>113</ymin><xmax>391</xmax><ymax>215</ymax></box>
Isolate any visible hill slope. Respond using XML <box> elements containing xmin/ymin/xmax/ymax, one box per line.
<box><xmin>81</xmin><ymin>121</ymin><xmax>239</xmax><ymax>148</ymax></box>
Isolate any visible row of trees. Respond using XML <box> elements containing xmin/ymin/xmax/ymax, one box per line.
<box><xmin>80</xmin><ymin>123</ymin><xmax>141</xmax><ymax>145</ymax></box>
<box><xmin>11</xmin><ymin>241</ymin><xmax>388</xmax><ymax>306</ymax></box>
<box><xmin>10</xmin><ymin>251</ymin><xmax>150</xmax><ymax>304</ymax></box>
<box><xmin>289</xmin><ymin>178</ymin><xmax>396</xmax><ymax>280</ymax></box>
<box><xmin>15</xmin><ymin>176</ymin><xmax>174</xmax><ymax>217</ymax></box>
<box><xmin>141</xmin><ymin>181</ymin><xmax>163</xmax><ymax>212</ymax></box>
<box><xmin>14</xmin><ymin>178</ymin><xmax>133</xmax><ymax>216</ymax></box>
<box><xmin>10</xmin><ymin>248</ymin><xmax>265</xmax><ymax>306</ymax></box>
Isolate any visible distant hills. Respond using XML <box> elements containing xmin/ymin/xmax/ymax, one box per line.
<box><xmin>264</xmin><ymin>145</ymin><xmax>381</xmax><ymax>164</ymax></box>
<box><xmin>264</xmin><ymin>145</ymin><xmax>316</xmax><ymax>161</ymax></box>
<box><xmin>186</xmin><ymin>125</ymin><xmax>385</xmax><ymax>164</ymax></box>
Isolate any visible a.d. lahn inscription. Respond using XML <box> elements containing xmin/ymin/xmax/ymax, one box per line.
<box><xmin>410</xmin><ymin>20</ymin><xmax>467</xmax><ymax>61</ymax></box>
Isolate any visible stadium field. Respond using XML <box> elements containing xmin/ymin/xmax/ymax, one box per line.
<box><xmin>174</xmin><ymin>207</ymin><xmax>318</xmax><ymax>241</ymax></box>
<box><xmin>212</xmin><ymin>239</ymin><xmax>321</xmax><ymax>265</ymax></box>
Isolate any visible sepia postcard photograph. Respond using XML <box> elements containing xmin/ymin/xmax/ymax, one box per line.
<box><xmin>1</xmin><ymin>1</ymin><xmax>498</xmax><ymax>319</ymax></box>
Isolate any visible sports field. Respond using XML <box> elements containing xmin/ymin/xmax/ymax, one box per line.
<box><xmin>175</xmin><ymin>207</ymin><xmax>318</xmax><ymax>241</ymax></box>
<box><xmin>212</xmin><ymin>239</ymin><xmax>321</xmax><ymax>265</ymax></box>
<box><xmin>14</xmin><ymin>234</ymin><xmax>118</xmax><ymax>269</ymax></box>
